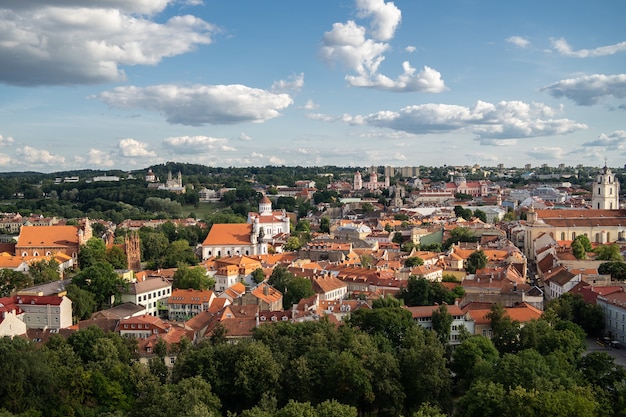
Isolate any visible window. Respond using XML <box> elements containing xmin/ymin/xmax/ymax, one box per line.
<box><xmin>572</xmin><ymin>232</ymin><xmax>576</xmax><ymax>240</ymax></box>
<box><xmin>170</xmin><ymin>357</ymin><xmax>175</xmax><ymax>365</ymax></box>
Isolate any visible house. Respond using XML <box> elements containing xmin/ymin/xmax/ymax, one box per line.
<box><xmin>406</xmin><ymin>304</ymin><xmax>474</xmax><ymax>345</ymax></box>
<box><xmin>311</xmin><ymin>274</ymin><xmax>348</xmax><ymax>301</ymax></box>
<box><xmin>545</xmin><ymin>267</ymin><xmax>581</xmax><ymax>300</ymax></box>
<box><xmin>464</xmin><ymin>302</ymin><xmax>543</xmax><ymax>338</ymax></box>
<box><xmin>201</xmin><ymin>224</ymin><xmax>267</xmax><ymax>259</ymax></box>
<box><xmin>167</xmin><ymin>288</ymin><xmax>216</xmax><ymax>321</ymax></box>
<box><xmin>0</xmin><ymin>301</ymin><xmax>27</xmax><ymax>337</ymax></box>
<box><xmin>318</xmin><ymin>299</ymin><xmax>371</xmax><ymax>322</ymax></box>
<box><xmin>120</xmin><ymin>277</ymin><xmax>172</xmax><ymax>318</ymax></box>
<box><xmin>118</xmin><ymin>314</ymin><xmax>172</xmax><ymax>339</ymax></box>
<box><xmin>0</xmin><ymin>294</ymin><xmax>72</xmax><ymax>330</ymax></box>
<box><xmin>205</xmin><ymin>304</ymin><xmax>260</xmax><ymax>342</ymax></box>
<box><xmin>241</xmin><ymin>283</ymin><xmax>283</xmax><ymax>311</ymax></box>
<box><xmin>212</xmin><ymin>256</ymin><xmax>263</xmax><ymax>291</ymax></box>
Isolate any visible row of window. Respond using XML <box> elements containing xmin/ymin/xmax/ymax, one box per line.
<box><xmin>139</xmin><ymin>288</ymin><xmax>171</xmax><ymax>303</ymax></box>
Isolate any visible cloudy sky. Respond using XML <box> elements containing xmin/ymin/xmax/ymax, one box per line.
<box><xmin>0</xmin><ymin>0</ymin><xmax>625</xmax><ymax>172</ymax></box>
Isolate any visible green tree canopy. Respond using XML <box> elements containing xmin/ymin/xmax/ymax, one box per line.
<box><xmin>466</xmin><ymin>250</ymin><xmax>488</xmax><ymax>274</ymax></box>
<box><xmin>594</xmin><ymin>243</ymin><xmax>623</xmax><ymax>261</ymax></box>
<box><xmin>173</xmin><ymin>264</ymin><xmax>213</xmax><ymax>290</ymax></box>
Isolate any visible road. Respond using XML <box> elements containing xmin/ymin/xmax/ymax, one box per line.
<box><xmin>585</xmin><ymin>337</ymin><xmax>626</xmax><ymax>367</ymax></box>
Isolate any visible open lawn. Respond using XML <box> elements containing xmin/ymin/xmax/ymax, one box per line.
<box><xmin>181</xmin><ymin>202</ymin><xmax>226</xmax><ymax>219</ymax></box>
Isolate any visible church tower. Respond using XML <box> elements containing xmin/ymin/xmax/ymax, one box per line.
<box><xmin>353</xmin><ymin>171</ymin><xmax>362</xmax><ymax>190</ymax></box>
<box><xmin>592</xmin><ymin>164</ymin><xmax>620</xmax><ymax>210</ymax></box>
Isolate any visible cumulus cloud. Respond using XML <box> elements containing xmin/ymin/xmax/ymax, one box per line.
<box><xmin>541</xmin><ymin>73</ymin><xmax>626</xmax><ymax>106</ymax></box>
<box><xmin>506</xmin><ymin>36</ymin><xmax>530</xmax><ymax>48</ymax></box>
<box><xmin>526</xmin><ymin>147</ymin><xmax>564</xmax><ymax>160</ymax></box>
<box><xmin>117</xmin><ymin>138</ymin><xmax>156</xmax><ymax>157</ymax></box>
<box><xmin>0</xmin><ymin>135</ymin><xmax>15</xmax><ymax>146</ymax></box>
<box><xmin>301</xmin><ymin>99</ymin><xmax>319</xmax><ymax>110</ymax></box>
<box><xmin>477</xmin><ymin>138</ymin><xmax>518</xmax><ymax>146</ymax></box>
<box><xmin>0</xmin><ymin>1</ymin><xmax>216</xmax><ymax>85</ymax></box>
<box><xmin>268</xmin><ymin>155</ymin><xmax>285</xmax><ymax>165</ymax></box>
<box><xmin>16</xmin><ymin>146</ymin><xmax>65</xmax><ymax>165</ymax></box>
<box><xmin>582</xmin><ymin>130</ymin><xmax>626</xmax><ymax>150</ymax></box>
<box><xmin>551</xmin><ymin>38</ymin><xmax>626</xmax><ymax>58</ymax></box>
<box><xmin>87</xmin><ymin>148</ymin><xmax>114</xmax><ymax>166</ymax></box>
<box><xmin>0</xmin><ymin>153</ymin><xmax>11</xmax><ymax>166</ymax></box>
<box><xmin>271</xmin><ymin>73</ymin><xmax>304</xmax><ymax>93</ymax></box>
<box><xmin>320</xmin><ymin>0</ymin><xmax>446</xmax><ymax>93</ymax></box>
<box><xmin>349</xmin><ymin>100</ymin><xmax>587</xmax><ymax>140</ymax></box>
<box><xmin>238</xmin><ymin>132</ymin><xmax>252</xmax><ymax>141</ymax></box>
<box><xmin>96</xmin><ymin>84</ymin><xmax>293</xmax><ymax>125</ymax></box>
<box><xmin>405</xmin><ymin>46</ymin><xmax>416</xmax><ymax>53</ymax></box>
<box><xmin>162</xmin><ymin>135</ymin><xmax>228</xmax><ymax>154</ymax></box>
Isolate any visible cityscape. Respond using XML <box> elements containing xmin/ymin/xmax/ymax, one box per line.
<box><xmin>0</xmin><ymin>0</ymin><xmax>625</xmax><ymax>415</ymax></box>
<box><xmin>0</xmin><ymin>161</ymin><xmax>624</xmax><ymax>415</ymax></box>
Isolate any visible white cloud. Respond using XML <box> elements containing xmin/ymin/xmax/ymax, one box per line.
<box><xmin>582</xmin><ymin>130</ymin><xmax>626</xmax><ymax>150</ymax></box>
<box><xmin>541</xmin><ymin>73</ymin><xmax>626</xmax><ymax>106</ymax></box>
<box><xmin>96</xmin><ymin>84</ymin><xmax>293</xmax><ymax>125</ymax></box>
<box><xmin>0</xmin><ymin>135</ymin><xmax>15</xmax><ymax>146</ymax></box>
<box><xmin>526</xmin><ymin>147</ymin><xmax>564</xmax><ymax>160</ymax></box>
<box><xmin>221</xmin><ymin>145</ymin><xmax>237</xmax><ymax>152</ymax></box>
<box><xmin>0</xmin><ymin>153</ymin><xmax>11</xmax><ymax>166</ymax></box>
<box><xmin>238</xmin><ymin>132</ymin><xmax>252</xmax><ymax>141</ymax></box>
<box><xmin>551</xmin><ymin>37</ymin><xmax>626</xmax><ymax>58</ymax></box>
<box><xmin>268</xmin><ymin>155</ymin><xmax>285</xmax><ymax>165</ymax></box>
<box><xmin>271</xmin><ymin>73</ymin><xmax>304</xmax><ymax>93</ymax></box>
<box><xmin>320</xmin><ymin>1</ymin><xmax>446</xmax><ymax>93</ymax></box>
<box><xmin>477</xmin><ymin>138</ymin><xmax>518</xmax><ymax>146</ymax></box>
<box><xmin>16</xmin><ymin>146</ymin><xmax>65</xmax><ymax>165</ymax></box>
<box><xmin>506</xmin><ymin>36</ymin><xmax>530</xmax><ymax>48</ymax></box>
<box><xmin>87</xmin><ymin>148</ymin><xmax>114</xmax><ymax>166</ymax></box>
<box><xmin>405</xmin><ymin>46</ymin><xmax>416</xmax><ymax>53</ymax></box>
<box><xmin>251</xmin><ymin>152</ymin><xmax>264</xmax><ymax>158</ymax></box>
<box><xmin>0</xmin><ymin>2</ymin><xmax>216</xmax><ymax>85</ymax></box>
<box><xmin>353</xmin><ymin>100</ymin><xmax>587</xmax><ymax>139</ymax></box>
<box><xmin>302</xmin><ymin>99</ymin><xmax>319</xmax><ymax>110</ymax></box>
<box><xmin>118</xmin><ymin>138</ymin><xmax>156</xmax><ymax>157</ymax></box>
<box><xmin>162</xmin><ymin>135</ymin><xmax>228</xmax><ymax>154</ymax></box>
<box><xmin>355</xmin><ymin>0</ymin><xmax>402</xmax><ymax>41</ymax></box>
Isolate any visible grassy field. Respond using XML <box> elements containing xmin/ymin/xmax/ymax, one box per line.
<box><xmin>181</xmin><ymin>202</ymin><xmax>226</xmax><ymax>219</ymax></box>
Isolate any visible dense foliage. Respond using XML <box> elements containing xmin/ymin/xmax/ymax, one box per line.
<box><xmin>0</xmin><ymin>303</ymin><xmax>624</xmax><ymax>417</ymax></box>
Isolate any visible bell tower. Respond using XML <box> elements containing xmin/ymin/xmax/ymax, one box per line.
<box><xmin>592</xmin><ymin>162</ymin><xmax>620</xmax><ymax>210</ymax></box>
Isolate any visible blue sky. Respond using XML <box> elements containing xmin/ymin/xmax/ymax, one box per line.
<box><xmin>0</xmin><ymin>0</ymin><xmax>625</xmax><ymax>173</ymax></box>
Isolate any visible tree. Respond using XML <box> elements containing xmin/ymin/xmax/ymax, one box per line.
<box><xmin>164</xmin><ymin>240</ymin><xmax>198</xmax><ymax>268</ymax></box>
<box><xmin>405</xmin><ymin>256</ymin><xmax>424</xmax><ymax>268</ymax></box>
<box><xmin>78</xmin><ymin>237</ymin><xmax>107</xmax><ymax>269</ymax></box>
<box><xmin>348</xmin><ymin>307</ymin><xmax>415</xmax><ymax>349</ymax></box>
<box><xmin>572</xmin><ymin>239</ymin><xmax>586</xmax><ymax>259</ymax></box>
<box><xmin>29</xmin><ymin>258</ymin><xmax>60</xmax><ymax>284</ymax></box>
<box><xmin>251</xmin><ymin>268</ymin><xmax>266</xmax><ymax>284</ymax></box>
<box><xmin>173</xmin><ymin>264</ymin><xmax>213</xmax><ymax>290</ymax></box>
<box><xmin>66</xmin><ymin>283</ymin><xmax>97</xmax><ymax>320</ymax></box>
<box><xmin>284</xmin><ymin>277</ymin><xmax>314</xmax><ymax>309</ymax></box>
<box><xmin>473</xmin><ymin>209</ymin><xmax>487</xmax><ymax>223</ymax></box>
<box><xmin>451</xmin><ymin>335</ymin><xmax>499</xmax><ymax>384</ymax></box>
<box><xmin>443</xmin><ymin>227</ymin><xmax>476</xmax><ymax>249</ymax></box>
<box><xmin>466</xmin><ymin>250</ymin><xmax>488</xmax><ymax>274</ymax></box>
<box><xmin>72</xmin><ymin>262</ymin><xmax>127</xmax><ymax>309</ymax></box>
<box><xmin>574</xmin><ymin>235</ymin><xmax>593</xmax><ymax>252</ymax></box>
<box><xmin>392</xmin><ymin>232</ymin><xmax>403</xmax><ymax>244</ymax></box>
<box><xmin>319</xmin><ymin>217</ymin><xmax>330</xmax><ymax>234</ymax></box>
<box><xmin>598</xmin><ymin>261</ymin><xmax>626</xmax><ymax>280</ymax></box>
<box><xmin>431</xmin><ymin>304</ymin><xmax>453</xmax><ymax>345</ymax></box>
<box><xmin>106</xmin><ymin>245</ymin><xmax>128</xmax><ymax>269</ymax></box>
<box><xmin>486</xmin><ymin>303</ymin><xmax>521</xmax><ymax>355</ymax></box>
<box><xmin>594</xmin><ymin>243</ymin><xmax>623</xmax><ymax>261</ymax></box>
<box><xmin>285</xmin><ymin>236</ymin><xmax>302</xmax><ymax>251</ymax></box>
<box><xmin>0</xmin><ymin>268</ymin><xmax>31</xmax><ymax>297</ymax></box>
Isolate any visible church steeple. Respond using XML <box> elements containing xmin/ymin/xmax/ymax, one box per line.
<box><xmin>592</xmin><ymin>162</ymin><xmax>620</xmax><ymax>210</ymax></box>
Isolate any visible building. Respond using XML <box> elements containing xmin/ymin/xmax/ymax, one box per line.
<box><xmin>120</xmin><ymin>277</ymin><xmax>172</xmax><ymax>317</ymax></box>
<box><xmin>406</xmin><ymin>304</ymin><xmax>474</xmax><ymax>345</ymax></box>
<box><xmin>247</xmin><ymin>196</ymin><xmax>290</xmax><ymax>242</ymax></box>
<box><xmin>201</xmin><ymin>223</ymin><xmax>267</xmax><ymax>259</ymax></box>
<box><xmin>591</xmin><ymin>165</ymin><xmax>620</xmax><ymax>210</ymax></box>
<box><xmin>523</xmin><ymin>207</ymin><xmax>626</xmax><ymax>260</ymax></box>
<box><xmin>0</xmin><ymin>294</ymin><xmax>73</xmax><ymax>330</ymax></box>
<box><xmin>15</xmin><ymin>220</ymin><xmax>92</xmax><ymax>261</ymax></box>
<box><xmin>167</xmin><ymin>288</ymin><xmax>216</xmax><ymax>321</ymax></box>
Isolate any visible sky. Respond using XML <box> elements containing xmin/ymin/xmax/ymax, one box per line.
<box><xmin>0</xmin><ymin>0</ymin><xmax>625</xmax><ymax>173</ymax></box>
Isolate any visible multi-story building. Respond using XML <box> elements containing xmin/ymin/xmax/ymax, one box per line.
<box><xmin>591</xmin><ymin>165</ymin><xmax>620</xmax><ymax>210</ymax></box>
<box><xmin>167</xmin><ymin>288</ymin><xmax>216</xmax><ymax>321</ymax></box>
<box><xmin>406</xmin><ymin>304</ymin><xmax>474</xmax><ymax>345</ymax></box>
<box><xmin>120</xmin><ymin>277</ymin><xmax>172</xmax><ymax>317</ymax></box>
<box><xmin>0</xmin><ymin>295</ymin><xmax>73</xmax><ymax>330</ymax></box>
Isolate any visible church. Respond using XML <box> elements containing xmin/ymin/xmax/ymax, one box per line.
<box><xmin>246</xmin><ymin>196</ymin><xmax>290</xmax><ymax>242</ymax></box>
<box><xmin>523</xmin><ymin>165</ymin><xmax>624</xmax><ymax>260</ymax></box>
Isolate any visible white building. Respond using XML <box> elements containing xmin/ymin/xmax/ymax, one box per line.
<box><xmin>592</xmin><ymin>165</ymin><xmax>620</xmax><ymax>210</ymax></box>
<box><xmin>247</xmin><ymin>196</ymin><xmax>290</xmax><ymax>242</ymax></box>
<box><xmin>120</xmin><ymin>277</ymin><xmax>172</xmax><ymax>317</ymax></box>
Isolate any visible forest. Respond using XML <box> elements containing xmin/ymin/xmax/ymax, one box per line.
<box><xmin>0</xmin><ymin>295</ymin><xmax>623</xmax><ymax>417</ymax></box>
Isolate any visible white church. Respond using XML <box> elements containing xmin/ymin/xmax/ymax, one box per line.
<box><xmin>247</xmin><ymin>195</ymin><xmax>291</xmax><ymax>242</ymax></box>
